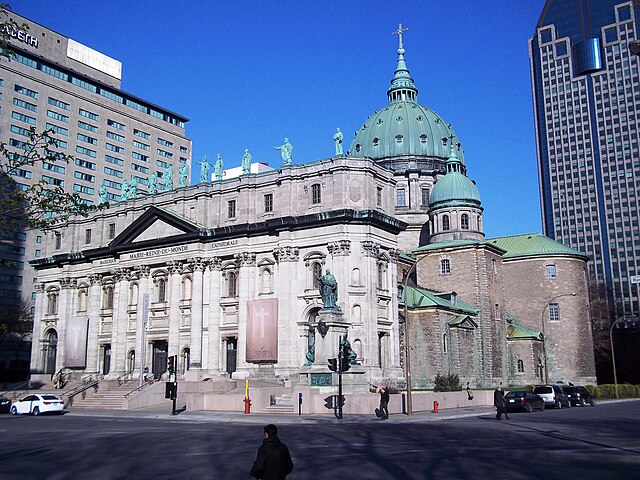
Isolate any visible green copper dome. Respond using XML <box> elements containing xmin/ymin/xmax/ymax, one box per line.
<box><xmin>349</xmin><ymin>25</ymin><xmax>464</xmax><ymax>163</ymax></box>
<box><xmin>429</xmin><ymin>142</ymin><xmax>481</xmax><ymax>206</ymax></box>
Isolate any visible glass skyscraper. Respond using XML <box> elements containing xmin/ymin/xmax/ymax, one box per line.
<box><xmin>530</xmin><ymin>1</ymin><xmax>640</xmax><ymax>326</ymax></box>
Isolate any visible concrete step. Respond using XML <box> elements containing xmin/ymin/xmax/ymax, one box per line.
<box><xmin>262</xmin><ymin>404</ymin><xmax>296</xmax><ymax>414</ymax></box>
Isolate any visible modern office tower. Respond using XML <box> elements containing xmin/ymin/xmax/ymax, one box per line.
<box><xmin>530</xmin><ymin>1</ymin><xmax>640</xmax><ymax>325</ymax></box>
<box><xmin>0</xmin><ymin>12</ymin><xmax>192</xmax><ymax>315</ymax></box>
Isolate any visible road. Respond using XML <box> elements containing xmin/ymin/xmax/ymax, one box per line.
<box><xmin>1</xmin><ymin>400</ymin><xmax>639</xmax><ymax>479</ymax></box>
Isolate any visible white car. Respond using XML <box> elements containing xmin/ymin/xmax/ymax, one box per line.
<box><xmin>10</xmin><ymin>394</ymin><xmax>65</xmax><ymax>415</ymax></box>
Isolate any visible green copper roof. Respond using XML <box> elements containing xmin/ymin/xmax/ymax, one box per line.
<box><xmin>487</xmin><ymin>233</ymin><xmax>589</xmax><ymax>259</ymax></box>
<box><xmin>401</xmin><ymin>285</ymin><xmax>477</xmax><ymax>314</ymax></box>
<box><xmin>506</xmin><ymin>312</ymin><xmax>543</xmax><ymax>341</ymax></box>
<box><xmin>429</xmin><ymin>141</ymin><xmax>481</xmax><ymax>207</ymax></box>
<box><xmin>412</xmin><ymin>239</ymin><xmax>487</xmax><ymax>253</ymax></box>
<box><xmin>348</xmin><ymin>26</ymin><xmax>464</xmax><ymax>163</ymax></box>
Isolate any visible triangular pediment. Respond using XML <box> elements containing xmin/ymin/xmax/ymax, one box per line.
<box><xmin>110</xmin><ymin>206</ymin><xmax>202</xmax><ymax>249</ymax></box>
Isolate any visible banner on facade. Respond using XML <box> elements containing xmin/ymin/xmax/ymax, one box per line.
<box><xmin>246</xmin><ymin>299</ymin><xmax>278</xmax><ymax>363</ymax></box>
<box><xmin>65</xmin><ymin>316</ymin><xmax>89</xmax><ymax>368</ymax></box>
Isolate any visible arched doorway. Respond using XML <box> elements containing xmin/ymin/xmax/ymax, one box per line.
<box><xmin>43</xmin><ymin>330</ymin><xmax>58</xmax><ymax>375</ymax></box>
<box><xmin>226</xmin><ymin>338</ymin><xmax>237</xmax><ymax>375</ymax></box>
<box><xmin>102</xmin><ymin>344</ymin><xmax>111</xmax><ymax>375</ymax></box>
<box><xmin>181</xmin><ymin>348</ymin><xmax>190</xmax><ymax>374</ymax></box>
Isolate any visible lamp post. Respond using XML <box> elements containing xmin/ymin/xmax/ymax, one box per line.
<box><xmin>540</xmin><ymin>292</ymin><xmax>576</xmax><ymax>384</ymax></box>
<box><xmin>609</xmin><ymin>318</ymin><xmax>623</xmax><ymax>399</ymax></box>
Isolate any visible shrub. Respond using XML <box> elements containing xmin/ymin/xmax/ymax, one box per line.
<box><xmin>433</xmin><ymin>373</ymin><xmax>462</xmax><ymax>392</ymax></box>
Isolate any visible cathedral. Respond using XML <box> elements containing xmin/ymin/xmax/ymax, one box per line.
<box><xmin>29</xmin><ymin>28</ymin><xmax>597</xmax><ymax>393</ymax></box>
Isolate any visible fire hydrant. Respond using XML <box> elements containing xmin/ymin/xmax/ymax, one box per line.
<box><xmin>243</xmin><ymin>396</ymin><xmax>252</xmax><ymax>414</ymax></box>
<box><xmin>433</xmin><ymin>400</ymin><xmax>439</xmax><ymax>413</ymax></box>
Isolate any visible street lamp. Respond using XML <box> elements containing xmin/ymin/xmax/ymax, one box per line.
<box><xmin>609</xmin><ymin>318</ymin><xmax>623</xmax><ymax>399</ymax></box>
<box><xmin>540</xmin><ymin>292</ymin><xmax>576</xmax><ymax>384</ymax></box>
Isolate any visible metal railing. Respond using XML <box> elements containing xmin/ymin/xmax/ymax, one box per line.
<box><xmin>63</xmin><ymin>379</ymin><xmax>100</xmax><ymax>405</ymax></box>
<box><xmin>124</xmin><ymin>377</ymin><xmax>156</xmax><ymax>398</ymax></box>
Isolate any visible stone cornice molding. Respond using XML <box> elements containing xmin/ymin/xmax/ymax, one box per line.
<box><xmin>328</xmin><ymin>240</ymin><xmax>351</xmax><ymax>256</ymax></box>
<box><xmin>273</xmin><ymin>246</ymin><xmax>300</xmax><ymax>263</ymax></box>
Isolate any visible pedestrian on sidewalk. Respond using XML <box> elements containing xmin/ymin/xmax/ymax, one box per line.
<box><xmin>250</xmin><ymin>424</ymin><xmax>294</xmax><ymax>480</ymax></box>
<box><xmin>377</xmin><ymin>386</ymin><xmax>390</xmax><ymax>420</ymax></box>
<box><xmin>466</xmin><ymin>382</ymin><xmax>474</xmax><ymax>401</ymax></box>
<box><xmin>494</xmin><ymin>384</ymin><xmax>509</xmax><ymax>420</ymax></box>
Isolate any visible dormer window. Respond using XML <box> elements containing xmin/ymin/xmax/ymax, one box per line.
<box><xmin>373</xmin><ymin>137</ymin><xmax>380</xmax><ymax>147</ymax></box>
<box><xmin>420</xmin><ymin>134</ymin><xmax>427</xmax><ymax>144</ymax></box>
<box><xmin>395</xmin><ymin>134</ymin><xmax>403</xmax><ymax>144</ymax></box>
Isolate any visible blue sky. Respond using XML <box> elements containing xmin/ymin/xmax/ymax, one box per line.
<box><xmin>15</xmin><ymin>0</ymin><xmax>546</xmax><ymax>238</ymax></box>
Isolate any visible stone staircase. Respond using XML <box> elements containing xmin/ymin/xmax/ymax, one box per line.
<box><xmin>262</xmin><ymin>393</ymin><xmax>295</xmax><ymax>414</ymax></box>
<box><xmin>67</xmin><ymin>381</ymin><xmax>138</xmax><ymax>410</ymax></box>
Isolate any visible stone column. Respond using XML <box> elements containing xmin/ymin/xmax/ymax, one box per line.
<box><xmin>235</xmin><ymin>252</ymin><xmax>256</xmax><ymax>375</ymax></box>
<box><xmin>111</xmin><ymin>269</ymin><xmax>130</xmax><ymax>376</ymax></box>
<box><xmin>387</xmin><ymin>249</ymin><xmax>402</xmax><ymax>371</ymax></box>
<box><xmin>31</xmin><ymin>282</ymin><xmax>46</xmax><ymax>373</ymax></box>
<box><xmin>189</xmin><ymin>257</ymin><xmax>206</xmax><ymax>369</ymax></box>
<box><xmin>168</xmin><ymin>261</ymin><xmax>183</xmax><ymax>357</ymax></box>
<box><xmin>87</xmin><ymin>274</ymin><xmax>103</xmax><ymax>373</ymax></box>
<box><xmin>207</xmin><ymin>257</ymin><xmax>222</xmax><ymax>373</ymax></box>
<box><xmin>135</xmin><ymin>266</ymin><xmax>150</xmax><ymax>377</ymax></box>
<box><xmin>361</xmin><ymin>241</ymin><xmax>381</xmax><ymax>368</ymax></box>
<box><xmin>327</xmin><ymin>240</ymin><xmax>351</xmax><ymax>313</ymax></box>
<box><xmin>273</xmin><ymin>246</ymin><xmax>300</xmax><ymax>369</ymax></box>
<box><xmin>58</xmin><ymin>276</ymin><xmax>77</xmax><ymax>369</ymax></box>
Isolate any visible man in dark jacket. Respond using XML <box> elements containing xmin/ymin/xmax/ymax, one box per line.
<box><xmin>494</xmin><ymin>385</ymin><xmax>509</xmax><ymax>420</ymax></box>
<box><xmin>250</xmin><ymin>424</ymin><xmax>294</xmax><ymax>480</ymax></box>
<box><xmin>378</xmin><ymin>386</ymin><xmax>390</xmax><ymax>420</ymax></box>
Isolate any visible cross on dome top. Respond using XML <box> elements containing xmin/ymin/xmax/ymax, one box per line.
<box><xmin>392</xmin><ymin>23</ymin><xmax>408</xmax><ymax>50</ymax></box>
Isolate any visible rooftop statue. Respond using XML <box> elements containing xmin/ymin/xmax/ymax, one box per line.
<box><xmin>274</xmin><ymin>138</ymin><xmax>293</xmax><ymax>166</ymax></box>
<box><xmin>129</xmin><ymin>176</ymin><xmax>138</xmax><ymax>198</ymax></box>
<box><xmin>198</xmin><ymin>155</ymin><xmax>210</xmax><ymax>183</ymax></box>
<box><xmin>148</xmin><ymin>172</ymin><xmax>158</xmax><ymax>194</ymax></box>
<box><xmin>241</xmin><ymin>149</ymin><xmax>252</xmax><ymax>175</ymax></box>
<box><xmin>120</xmin><ymin>178</ymin><xmax>129</xmax><ymax>202</ymax></box>
<box><xmin>333</xmin><ymin>128</ymin><xmax>344</xmax><ymax>156</ymax></box>
<box><xmin>163</xmin><ymin>165</ymin><xmax>174</xmax><ymax>191</ymax></box>
<box><xmin>214</xmin><ymin>154</ymin><xmax>224</xmax><ymax>180</ymax></box>
<box><xmin>98</xmin><ymin>184</ymin><xmax>108</xmax><ymax>205</ymax></box>
<box><xmin>315</xmin><ymin>269</ymin><xmax>340</xmax><ymax>310</ymax></box>
<box><xmin>179</xmin><ymin>163</ymin><xmax>188</xmax><ymax>187</ymax></box>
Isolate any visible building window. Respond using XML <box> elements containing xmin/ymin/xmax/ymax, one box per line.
<box><xmin>421</xmin><ymin>188</ymin><xmax>429</xmax><ymax>207</ymax></box>
<box><xmin>517</xmin><ymin>359</ymin><xmax>525</xmax><ymax>373</ymax></box>
<box><xmin>77</xmin><ymin>288</ymin><xmax>88</xmax><ymax>312</ymax></box>
<box><xmin>443</xmin><ymin>333</ymin><xmax>449</xmax><ymax>353</ymax></box>
<box><xmin>492</xmin><ymin>259</ymin><xmax>497</xmax><ymax>274</ymax></box>
<box><xmin>548</xmin><ymin>303</ymin><xmax>560</xmax><ymax>322</ymax></box>
<box><xmin>55</xmin><ymin>233</ymin><xmax>61</xmax><ymax>250</ymax></box>
<box><xmin>442</xmin><ymin>214</ymin><xmax>450</xmax><ymax>231</ymax></box>
<box><xmin>128</xmin><ymin>350</ymin><xmax>136</xmax><ymax>374</ymax></box>
<box><xmin>157</xmin><ymin>278</ymin><xmax>166</xmax><ymax>303</ymax></box>
<box><xmin>377</xmin><ymin>263</ymin><xmax>385</xmax><ymax>290</ymax></box>
<box><xmin>396</xmin><ymin>188</ymin><xmax>406</xmax><ymax>207</ymax></box>
<box><xmin>102</xmin><ymin>286</ymin><xmax>114</xmax><ymax>310</ymax></box>
<box><xmin>228</xmin><ymin>200</ymin><xmax>236</xmax><ymax>218</ymax></box>
<box><xmin>181</xmin><ymin>276</ymin><xmax>192</xmax><ymax>300</ymax></box>
<box><xmin>261</xmin><ymin>268</ymin><xmax>272</xmax><ymax>294</ymax></box>
<box><xmin>84</xmin><ymin>229</ymin><xmax>92</xmax><ymax>245</ymax></box>
<box><xmin>376</xmin><ymin>187</ymin><xmax>382</xmax><ymax>206</ymax></box>
<box><xmin>461</xmin><ymin>214</ymin><xmax>469</xmax><ymax>230</ymax></box>
<box><xmin>312</xmin><ymin>262</ymin><xmax>322</xmax><ymax>289</ymax></box>
<box><xmin>545</xmin><ymin>264</ymin><xmax>557</xmax><ymax>278</ymax></box>
<box><xmin>47</xmin><ymin>291</ymin><xmax>58</xmax><ymax>315</ymax></box>
<box><xmin>108</xmin><ymin>223</ymin><xmax>116</xmax><ymax>239</ymax></box>
<box><xmin>311</xmin><ymin>184</ymin><xmax>321</xmax><ymax>204</ymax></box>
<box><xmin>440</xmin><ymin>259</ymin><xmax>451</xmax><ymax>274</ymax></box>
<box><xmin>227</xmin><ymin>272</ymin><xmax>237</xmax><ymax>297</ymax></box>
<box><xmin>264</xmin><ymin>194</ymin><xmax>273</xmax><ymax>213</ymax></box>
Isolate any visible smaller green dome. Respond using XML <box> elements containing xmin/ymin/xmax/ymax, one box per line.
<box><xmin>429</xmin><ymin>142</ymin><xmax>481</xmax><ymax>206</ymax></box>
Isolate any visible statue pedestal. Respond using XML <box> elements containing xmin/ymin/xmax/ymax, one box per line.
<box><xmin>299</xmin><ymin>309</ymin><xmax>368</xmax><ymax>393</ymax></box>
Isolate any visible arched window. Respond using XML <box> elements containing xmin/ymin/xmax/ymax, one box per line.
<box><xmin>442</xmin><ymin>214</ymin><xmax>450</xmax><ymax>231</ymax></box>
<box><xmin>128</xmin><ymin>350</ymin><xmax>136</xmax><ymax>374</ymax></box>
<box><xmin>102</xmin><ymin>285</ymin><xmax>114</xmax><ymax>310</ymax></box>
<box><xmin>461</xmin><ymin>213</ymin><xmax>469</xmax><ymax>230</ymax></box>
<box><xmin>181</xmin><ymin>276</ymin><xmax>192</xmax><ymax>300</ymax></box>
<box><xmin>261</xmin><ymin>268</ymin><xmax>272</xmax><ymax>294</ymax></box>
<box><xmin>352</xmin><ymin>304</ymin><xmax>362</xmax><ymax>324</ymax></box>
<box><xmin>312</xmin><ymin>262</ymin><xmax>322</xmax><ymax>289</ymax></box>
<box><xmin>47</xmin><ymin>290</ymin><xmax>58</xmax><ymax>315</ymax></box>
<box><xmin>517</xmin><ymin>359</ymin><xmax>525</xmax><ymax>373</ymax></box>
<box><xmin>377</xmin><ymin>263</ymin><xmax>385</xmax><ymax>289</ymax></box>
<box><xmin>440</xmin><ymin>259</ymin><xmax>451</xmax><ymax>274</ymax></box>
<box><xmin>44</xmin><ymin>329</ymin><xmax>58</xmax><ymax>374</ymax></box>
<box><xmin>77</xmin><ymin>288</ymin><xmax>88</xmax><ymax>312</ymax></box>
<box><xmin>181</xmin><ymin>348</ymin><xmax>191</xmax><ymax>374</ymax></box>
<box><xmin>157</xmin><ymin>278</ymin><xmax>166</xmax><ymax>303</ymax></box>
<box><xmin>227</xmin><ymin>271</ymin><xmax>237</xmax><ymax>297</ymax></box>
<box><xmin>477</xmin><ymin>216</ymin><xmax>482</xmax><ymax>231</ymax></box>
<box><xmin>351</xmin><ymin>268</ymin><xmax>361</xmax><ymax>286</ymax></box>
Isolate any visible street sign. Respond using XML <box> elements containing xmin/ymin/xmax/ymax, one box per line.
<box><xmin>631</xmin><ymin>275</ymin><xmax>640</xmax><ymax>284</ymax></box>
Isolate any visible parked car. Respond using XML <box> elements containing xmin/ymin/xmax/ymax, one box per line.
<box><xmin>533</xmin><ymin>385</ymin><xmax>571</xmax><ymax>409</ymax></box>
<box><xmin>0</xmin><ymin>396</ymin><xmax>11</xmax><ymax>413</ymax></box>
<box><xmin>505</xmin><ymin>390</ymin><xmax>545</xmax><ymax>413</ymax></box>
<box><xmin>10</xmin><ymin>394</ymin><xmax>65</xmax><ymax>415</ymax></box>
<box><xmin>562</xmin><ymin>385</ymin><xmax>596</xmax><ymax>406</ymax></box>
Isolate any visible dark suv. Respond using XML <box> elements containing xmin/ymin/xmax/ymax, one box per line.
<box><xmin>562</xmin><ymin>385</ymin><xmax>596</xmax><ymax>406</ymax></box>
<box><xmin>533</xmin><ymin>385</ymin><xmax>571</xmax><ymax>409</ymax></box>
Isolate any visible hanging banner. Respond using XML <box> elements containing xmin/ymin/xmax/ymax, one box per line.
<box><xmin>65</xmin><ymin>316</ymin><xmax>89</xmax><ymax>368</ymax></box>
<box><xmin>246</xmin><ymin>299</ymin><xmax>278</xmax><ymax>363</ymax></box>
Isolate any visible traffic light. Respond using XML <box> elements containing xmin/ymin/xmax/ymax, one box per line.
<box><xmin>341</xmin><ymin>345</ymin><xmax>351</xmax><ymax>372</ymax></box>
<box><xmin>328</xmin><ymin>358</ymin><xmax>338</xmax><ymax>372</ymax></box>
<box><xmin>167</xmin><ymin>355</ymin><xmax>175</xmax><ymax>375</ymax></box>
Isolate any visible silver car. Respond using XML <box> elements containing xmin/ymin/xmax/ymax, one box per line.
<box><xmin>533</xmin><ymin>385</ymin><xmax>571</xmax><ymax>409</ymax></box>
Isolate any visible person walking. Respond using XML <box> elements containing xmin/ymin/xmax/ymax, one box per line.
<box><xmin>250</xmin><ymin>424</ymin><xmax>294</xmax><ymax>480</ymax></box>
<box><xmin>494</xmin><ymin>385</ymin><xmax>509</xmax><ymax>420</ymax></box>
<box><xmin>378</xmin><ymin>386</ymin><xmax>390</xmax><ymax>420</ymax></box>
